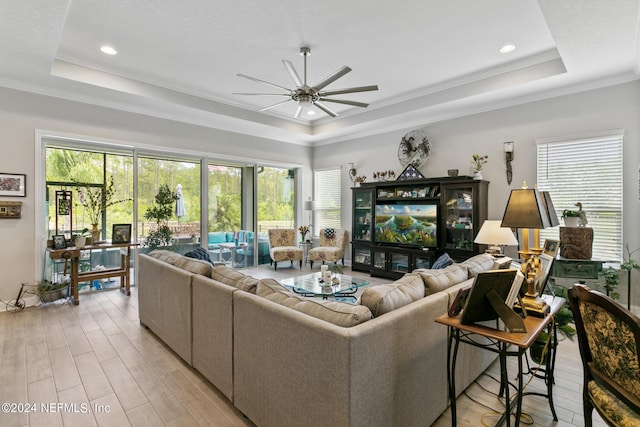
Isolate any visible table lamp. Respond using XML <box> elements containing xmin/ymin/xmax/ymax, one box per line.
<box><xmin>473</xmin><ymin>220</ymin><xmax>518</xmax><ymax>256</ymax></box>
<box><xmin>501</xmin><ymin>182</ymin><xmax>551</xmax><ymax>316</ymax></box>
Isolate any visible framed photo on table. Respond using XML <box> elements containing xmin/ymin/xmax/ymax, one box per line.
<box><xmin>0</xmin><ymin>173</ymin><xmax>26</xmax><ymax>197</ymax></box>
<box><xmin>543</xmin><ymin>239</ymin><xmax>559</xmax><ymax>256</ymax></box>
<box><xmin>112</xmin><ymin>224</ymin><xmax>132</xmax><ymax>243</ymax></box>
<box><xmin>52</xmin><ymin>235</ymin><xmax>67</xmax><ymax>249</ymax></box>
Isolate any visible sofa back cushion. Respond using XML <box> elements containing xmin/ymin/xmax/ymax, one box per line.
<box><xmin>257</xmin><ymin>278</ymin><xmax>372</xmax><ymax>327</ymax></box>
<box><xmin>460</xmin><ymin>253</ymin><xmax>496</xmax><ymax>278</ymax></box>
<box><xmin>174</xmin><ymin>257</ymin><xmax>213</xmax><ymax>276</ymax></box>
<box><xmin>148</xmin><ymin>249</ymin><xmax>183</xmax><ymax>265</ymax></box>
<box><xmin>360</xmin><ymin>273</ymin><xmax>425</xmax><ymax>317</ymax></box>
<box><xmin>415</xmin><ymin>264</ymin><xmax>469</xmax><ymax>296</ymax></box>
<box><xmin>210</xmin><ymin>266</ymin><xmax>258</xmax><ymax>293</ymax></box>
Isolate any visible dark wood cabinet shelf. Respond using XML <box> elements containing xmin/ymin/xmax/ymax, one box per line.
<box><xmin>351</xmin><ymin>176</ymin><xmax>488</xmax><ymax>279</ymax></box>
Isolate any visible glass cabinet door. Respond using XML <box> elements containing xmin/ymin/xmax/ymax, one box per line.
<box><xmin>444</xmin><ymin>187</ymin><xmax>475</xmax><ymax>251</ymax></box>
<box><xmin>390</xmin><ymin>253</ymin><xmax>409</xmax><ymax>274</ymax></box>
<box><xmin>372</xmin><ymin>251</ymin><xmax>387</xmax><ymax>270</ymax></box>
<box><xmin>353</xmin><ymin>189</ymin><xmax>372</xmax><ymax>242</ymax></box>
<box><xmin>413</xmin><ymin>254</ymin><xmax>432</xmax><ymax>270</ymax></box>
<box><xmin>353</xmin><ymin>246</ymin><xmax>371</xmax><ymax>267</ymax></box>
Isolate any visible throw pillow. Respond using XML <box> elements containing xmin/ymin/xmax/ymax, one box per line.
<box><xmin>416</xmin><ymin>264</ymin><xmax>469</xmax><ymax>296</ymax></box>
<box><xmin>432</xmin><ymin>252</ymin><xmax>454</xmax><ymax>269</ymax></box>
<box><xmin>324</xmin><ymin>228</ymin><xmax>335</xmax><ymax>238</ymax></box>
<box><xmin>361</xmin><ymin>273</ymin><xmax>425</xmax><ymax>317</ymax></box>
<box><xmin>184</xmin><ymin>247</ymin><xmax>213</xmax><ymax>265</ymax></box>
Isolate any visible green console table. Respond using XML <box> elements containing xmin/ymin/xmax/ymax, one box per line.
<box><xmin>552</xmin><ymin>256</ymin><xmax>607</xmax><ymax>280</ymax></box>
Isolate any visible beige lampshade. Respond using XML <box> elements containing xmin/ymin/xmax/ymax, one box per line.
<box><xmin>304</xmin><ymin>200</ymin><xmax>315</xmax><ymax>211</ymax></box>
<box><xmin>474</xmin><ymin>220</ymin><xmax>519</xmax><ymax>247</ymax></box>
<box><xmin>501</xmin><ymin>188</ymin><xmax>551</xmax><ymax>230</ymax></box>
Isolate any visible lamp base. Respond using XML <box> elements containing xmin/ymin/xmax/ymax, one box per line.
<box><xmin>516</xmin><ymin>294</ymin><xmax>550</xmax><ymax>318</ymax></box>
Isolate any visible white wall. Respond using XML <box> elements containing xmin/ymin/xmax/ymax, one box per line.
<box><xmin>0</xmin><ymin>87</ymin><xmax>312</xmax><ymax>302</ymax></box>
<box><xmin>314</xmin><ymin>80</ymin><xmax>640</xmax><ymax>298</ymax></box>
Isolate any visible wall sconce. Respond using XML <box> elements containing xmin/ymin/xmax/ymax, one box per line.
<box><xmin>504</xmin><ymin>141</ymin><xmax>514</xmax><ymax>185</ymax></box>
<box><xmin>348</xmin><ymin>162</ymin><xmax>357</xmax><ymax>184</ymax></box>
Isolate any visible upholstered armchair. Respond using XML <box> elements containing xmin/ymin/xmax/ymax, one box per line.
<box><xmin>568</xmin><ymin>284</ymin><xmax>640</xmax><ymax>426</ymax></box>
<box><xmin>268</xmin><ymin>229</ymin><xmax>303</xmax><ymax>270</ymax></box>
<box><xmin>308</xmin><ymin>229</ymin><xmax>348</xmax><ymax>268</ymax></box>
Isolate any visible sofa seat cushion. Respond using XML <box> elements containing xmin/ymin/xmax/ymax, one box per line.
<box><xmin>460</xmin><ymin>253</ymin><xmax>496</xmax><ymax>278</ymax></box>
<box><xmin>360</xmin><ymin>273</ymin><xmax>425</xmax><ymax>317</ymax></box>
<box><xmin>174</xmin><ymin>257</ymin><xmax>213</xmax><ymax>276</ymax></box>
<box><xmin>210</xmin><ymin>266</ymin><xmax>258</xmax><ymax>293</ymax></box>
<box><xmin>257</xmin><ymin>278</ymin><xmax>372</xmax><ymax>327</ymax></box>
<box><xmin>415</xmin><ymin>264</ymin><xmax>469</xmax><ymax>296</ymax></box>
<box><xmin>148</xmin><ymin>249</ymin><xmax>183</xmax><ymax>265</ymax></box>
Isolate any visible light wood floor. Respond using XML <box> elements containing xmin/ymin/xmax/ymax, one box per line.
<box><xmin>0</xmin><ymin>265</ymin><xmax>606</xmax><ymax>426</ymax></box>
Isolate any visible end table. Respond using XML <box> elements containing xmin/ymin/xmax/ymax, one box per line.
<box><xmin>299</xmin><ymin>241</ymin><xmax>312</xmax><ymax>265</ymax></box>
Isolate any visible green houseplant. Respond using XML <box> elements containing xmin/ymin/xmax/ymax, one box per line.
<box><xmin>144</xmin><ymin>184</ymin><xmax>178</xmax><ymax>249</ymax></box>
<box><xmin>37</xmin><ymin>279</ymin><xmax>70</xmax><ymax>303</ymax></box>
<box><xmin>530</xmin><ymin>284</ymin><xmax>576</xmax><ymax>365</ymax></box>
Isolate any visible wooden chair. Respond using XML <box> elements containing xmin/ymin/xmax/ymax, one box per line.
<box><xmin>568</xmin><ymin>284</ymin><xmax>640</xmax><ymax>426</ymax></box>
<box><xmin>308</xmin><ymin>229</ymin><xmax>348</xmax><ymax>268</ymax></box>
<box><xmin>267</xmin><ymin>229</ymin><xmax>302</xmax><ymax>270</ymax></box>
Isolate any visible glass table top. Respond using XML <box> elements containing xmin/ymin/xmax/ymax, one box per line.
<box><xmin>281</xmin><ymin>272</ymin><xmax>368</xmax><ymax>296</ymax></box>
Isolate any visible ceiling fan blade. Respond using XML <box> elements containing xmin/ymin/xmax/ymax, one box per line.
<box><xmin>319</xmin><ymin>98</ymin><xmax>369</xmax><ymax>108</ymax></box>
<box><xmin>294</xmin><ymin>105</ymin><xmax>304</xmax><ymax>119</ymax></box>
<box><xmin>319</xmin><ymin>85</ymin><xmax>379</xmax><ymax>96</ymax></box>
<box><xmin>232</xmin><ymin>92</ymin><xmax>291</xmax><ymax>96</ymax></box>
<box><xmin>259</xmin><ymin>99</ymin><xmax>293</xmax><ymax>112</ymax></box>
<box><xmin>312</xmin><ymin>66</ymin><xmax>351</xmax><ymax>91</ymax></box>
<box><xmin>313</xmin><ymin>101</ymin><xmax>338</xmax><ymax>117</ymax></box>
<box><xmin>236</xmin><ymin>73</ymin><xmax>292</xmax><ymax>92</ymax></box>
<box><xmin>283</xmin><ymin>60</ymin><xmax>303</xmax><ymax>87</ymax></box>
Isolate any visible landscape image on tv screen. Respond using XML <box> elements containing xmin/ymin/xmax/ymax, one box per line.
<box><xmin>375</xmin><ymin>203</ymin><xmax>438</xmax><ymax>247</ymax></box>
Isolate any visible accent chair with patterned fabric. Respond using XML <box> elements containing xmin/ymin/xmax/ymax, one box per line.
<box><xmin>268</xmin><ymin>229</ymin><xmax>303</xmax><ymax>270</ymax></box>
<box><xmin>568</xmin><ymin>284</ymin><xmax>640</xmax><ymax>426</ymax></box>
<box><xmin>308</xmin><ymin>228</ymin><xmax>348</xmax><ymax>268</ymax></box>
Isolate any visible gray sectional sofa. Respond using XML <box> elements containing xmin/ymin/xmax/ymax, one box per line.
<box><xmin>138</xmin><ymin>250</ymin><xmax>500</xmax><ymax>427</ymax></box>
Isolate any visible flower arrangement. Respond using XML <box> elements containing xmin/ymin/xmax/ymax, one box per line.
<box><xmin>298</xmin><ymin>225</ymin><xmax>310</xmax><ymax>242</ymax></box>
<box><xmin>77</xmin><ymin>176</ymin><xmax>130</xmax><ymax>225</ymax></box>
<box><xmin>470</xmin><ymin>154</ymin><xmax>488</xmax><ymax>172</ymax></box>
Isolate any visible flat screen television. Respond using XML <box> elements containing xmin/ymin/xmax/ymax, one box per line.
<box><xmin>374</xmin><ymin>203</ymin><xmax>438</xmax><ymax>247</ymax></box>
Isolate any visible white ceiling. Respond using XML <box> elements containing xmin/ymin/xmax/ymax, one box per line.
<box><xmin>1</xmin><ymin>0</ymin><xmax>639</xmax><ymax>145</ymax></box>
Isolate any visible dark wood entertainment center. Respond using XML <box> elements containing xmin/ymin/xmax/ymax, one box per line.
<box><xmin>351</xmin><ymin>176</ymin><xmax>488</xmax><ymax>279</ymax></box>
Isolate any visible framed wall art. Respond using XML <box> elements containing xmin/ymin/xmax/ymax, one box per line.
<box><xmin>112</xmin><ymin>223</ymin><xmax>132</xmax><ymax>244</ymax></box>
<box><xmin>0</xmin><ymin>173</ymin><xmax>26</xmax><ymax>197</ymax></box>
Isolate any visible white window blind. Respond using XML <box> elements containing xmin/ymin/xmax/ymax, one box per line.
<box><xmin>536</xmin><ymin>132</ymin><xmax>623</xmax><ymax>262</ymax></box>
<box><xmin>313</xmin><ymin>168</ymin><xmax>341</xmax><ymax>235</ymax></box>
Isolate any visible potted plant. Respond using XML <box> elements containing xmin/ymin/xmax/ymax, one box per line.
<box><xmin>530</xmin><ymin>284</ymin><xmax>576</xmax><ymax>365</ymax></box>
<box><xmin>77</xmin><ymin>176</ymin><xmax>130</xmax><ymax>241</ymax></box>
<box><xmin>144</xmin><ymin>184</ymin><xmax>178</xmax><ymax>249</ymax></box>
<box><xmin>37</xmin><ymin>279</ymin><xmax>70</xmax><ymax>303</ymax></box>
<box><xmin>561</xmin><ymin>209</ymin><xmax>581</xmax><ymax>227</ymax></box>
<box><xmin>470</xmin><ymin>154</ymin><xmax>488</xmax><ymax>180</ymax></box>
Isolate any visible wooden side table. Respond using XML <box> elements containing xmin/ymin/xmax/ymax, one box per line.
<box><xmin>47</xmin><ymin>242</ymin><xmax>138</xmax><ymax>305</ymax></box>
<box><xmin>435</xmin><ymin>296</ymin><xmax>565</xmax><ymax>426</ymax></box>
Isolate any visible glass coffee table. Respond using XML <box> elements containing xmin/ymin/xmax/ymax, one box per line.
<box><xmin>281</xmin><ymin>272</ymin><xmax>368</xmax><ymax>300</ymax></box>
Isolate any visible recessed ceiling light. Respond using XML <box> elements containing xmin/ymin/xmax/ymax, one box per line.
<box><xmin>100</xmin><ymin>45</ymin><xmax>117</xmax><ymax>55</ymax></box>
<box><xmin>499</xmin><ymin>44</ymin><xmax>516</xmax><ymax>54</ymax></box>
<box><xmin>307</xmin><ymin>110</ymin><xmax>316</xmax><ymax>115</ymax></box>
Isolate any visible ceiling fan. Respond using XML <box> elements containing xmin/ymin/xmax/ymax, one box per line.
<box><xmin>234</xmin><ymin>46</ymin><xmax>379</xmax><ymax>118</ymax></box>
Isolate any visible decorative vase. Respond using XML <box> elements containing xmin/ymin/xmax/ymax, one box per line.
<box><xmin>563</xmin><ymin>217</ymin><xmax>579</xmax><ymax>227</ymax></box>
<box><xmin>91</xmin><ymin>224</ymin><xmax>101</xmax><ymax>243</ymax></box>
<box><xmin>473</xmin><ymin>170</ymin><xmax>482</xmax><ymax>180</ymax></box>
<box><xmin>75</xmin><ymin>236</ymin><xmax>86</xmax><ymax>248</ymax></box>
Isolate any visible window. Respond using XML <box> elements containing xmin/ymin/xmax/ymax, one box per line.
<box><xmin>314</xmin><ymin>168</ymin><xmax>341</xmax><ymax>235</ymax></box>
<box><xmin>537</xmin><ymin>131</ymin><xmax>623</xmax><ymax>261</ymax></box>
